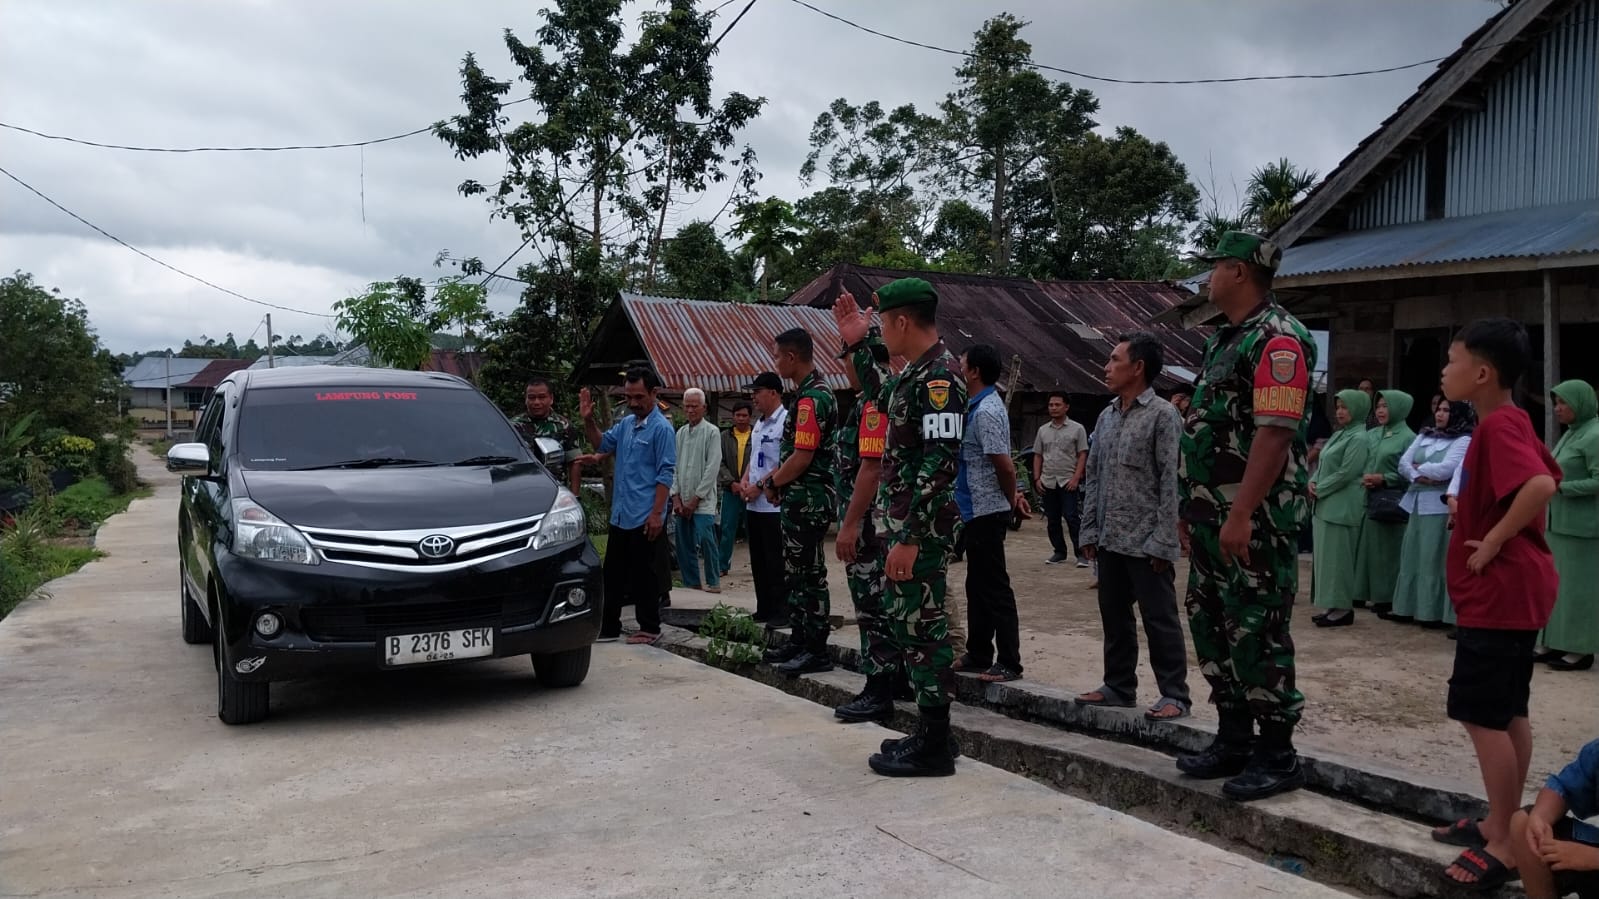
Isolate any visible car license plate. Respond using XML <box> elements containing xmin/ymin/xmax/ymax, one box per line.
<box><xmin>383</xmin><ymin>628</ymin><xmax>494</xmax><ymax>666</ymax></box>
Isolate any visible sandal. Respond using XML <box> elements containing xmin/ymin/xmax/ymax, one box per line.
<box><xmin>626</xmin><ymin>632</ymin><xmax>661</xmax><ymax>645</ymax></box>
<box><xmin>1073</xmin><ymin>686</ymin><xmax>1135</xmax><ymax>708</ymax></box>
<box><xmin>1438</xmin><ymin>848</ymin><xmax>1514</xmax><ymax>892</ymax></box>
<box><xmin>977</xmin><ymin>664</ymin><xmax>1021</xmax><ymax>683</ymax></box>
<box><xmin>1144</xmin><ymin>697</ymin><xmax>1191</xmax><ymax>720</ymax></box>
<box><xmin>1431</xmin><ymin>818</ymin><xmax>1486</xmax><ymax>848</ymax></box>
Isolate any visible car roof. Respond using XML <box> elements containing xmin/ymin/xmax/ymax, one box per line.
<box><xmin>226</xmin><ymin>365</ymin><xmax>473</xmax><ymax>391</ymax></box>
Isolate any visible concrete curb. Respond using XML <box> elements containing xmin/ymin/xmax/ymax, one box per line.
<box><xmin>654</xmin><ymin>625</ymin><xmax>1514</xmax><ymax>899</ymax></box>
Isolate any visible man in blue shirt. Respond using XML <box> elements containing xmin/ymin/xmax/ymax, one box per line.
<box><xmin>576</xmin><ymin>368</ymin><xmax>676</xmax><ymax>644</ymax></box>
<box><xmin>1511</xmin><ymin>737</ymin><xmax>1599</xmax><ymax>899</ymax></box>
<box><xmin>953</xmin><ymin>344</ymin><xmax>1030</xmax><ymax>683</ymax></box>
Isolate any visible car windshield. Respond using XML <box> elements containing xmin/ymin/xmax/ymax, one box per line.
<box><xmin>236</xmin><ymin>386</ymin><xmax>528</xmax><ymax>471</ymax></box>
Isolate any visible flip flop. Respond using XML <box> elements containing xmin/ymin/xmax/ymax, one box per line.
<box><xmin>626</xmin><ymin>632</ymin><xmax>661</xmax><ymax>645</ymax></box>
<box><xmin>977</xmin><ymin>664</ymin><xmax>1021</xmax><ymax>683</ymax></box>
<box><xmin>1073</xmin><ymin>686</ymin><xmax>1135</xmax><ymax>708</ymax></box>
<box><xmin>1438</xmin><ymin>848</ymin><xmax>1514</xmax><ymax>892</ymax></box>
<box><xmin>1431</xmin><ymin>817</ymin><xmax>1486</xmax><ymax>848</ymax></box>
<box><xmin>1144</xmin><ymin>697</ymin><xmax>1191</xmax><ymax>721</ymax></box>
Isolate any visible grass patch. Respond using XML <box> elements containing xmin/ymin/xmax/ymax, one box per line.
<box><xmin>49</xmin><ymin>477</ymin><xmax>151</xmax><ymax>531</ymax></box>
<box><xmin>147</xmin><ymin>438</ymin><xmax>175</xmax><ymax>459</ymax></box>
<box><xmin>0</xmin><ymin>541</ymin><xmax>102</xmax><ymax>620</ymax></box>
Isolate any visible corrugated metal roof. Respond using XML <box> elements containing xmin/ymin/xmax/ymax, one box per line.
<box><xmin>616</xmin><ymin>294</ymin><xmax>854</xmax><ymax>392</ymax></box>
<box><xmin>179</xmin><ymin>359</ymin><xmax>252</xmax><ymax>389</ymax></box>
<box><xmin>245</xmin><ymin>355</ymin><xmax>339</xmax><ymax>370</ymax></box>
<box><xmin>122</xmin><ymin>356</ymin><xmax>212</xmax><ymax>388</ymax></box>
<box><xmin>784</xmin><ymin>264</ymin><xmax>1208</xmax><ymax>394</ymax></box>
<box><xmin>1279</xmin><ymin>199</ymin><xmax>1599</xmax><ymax>279</ymax></box>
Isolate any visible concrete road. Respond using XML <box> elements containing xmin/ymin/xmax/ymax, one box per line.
<box><xmin>0</xmin><ymin>458</ymin><xmax>1347</xmax><ymax>898</ymax></box>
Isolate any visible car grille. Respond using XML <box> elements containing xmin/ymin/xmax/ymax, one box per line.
<box><xmin>300</xmin><ymin>515</ymin><xmax>545</xmax><ymax>572</ymax></box>
<box><xmin>300</xmin><ymin>595</ymin><xmax>544</xmax><ymax>642</ymax></box>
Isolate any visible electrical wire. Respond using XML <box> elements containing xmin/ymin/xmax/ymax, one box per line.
<box><xmin>0</xmin><ymin>163</ymin><xmax>331</xmax><ymax>318</ymax></box>
<box><xmin>784</xmin><ymin>0</ymin><xmax>1594</xmax><ymax>86</ymax></box>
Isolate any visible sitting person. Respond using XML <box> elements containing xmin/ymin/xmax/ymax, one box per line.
<box><xmin>1511</xmin><ymin>737</ymin><xmax>1599</xmax><ymax>899</ymax></box>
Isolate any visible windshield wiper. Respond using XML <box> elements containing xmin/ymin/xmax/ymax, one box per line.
<box><xmin>449</xmin><ymin>455</ymin><xmax>521</xmax><ymax>466</ymax></box>
<box><xmin>292</xmin><ymin>457</ymin><xmax>437</xmax><ymax>471</ymax></box>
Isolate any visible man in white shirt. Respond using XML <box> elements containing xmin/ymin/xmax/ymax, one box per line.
<box><xmin>740</xmin><ymin>372</ymin><xmax>789</xmax><ymax>624</ymax></box>
<box><xmin>1034</xmin><ymin>393</ymin><xmax>1090</xmax><ymax>567</ymax></box>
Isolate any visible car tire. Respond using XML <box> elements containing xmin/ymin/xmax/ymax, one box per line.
<box><xmin>532</xmin><ymin>646</ymin><xmax>591</xmax><ymax>687</ymax></box>
<box><xmin>180</xmin><ymin>568</ymin><xmax>214</xmax><ymax>645</ymax></box>
<box><xmin>212</xmin><ymin>610</ymin><xmax>270</xmax><ymax>725</ymax></box>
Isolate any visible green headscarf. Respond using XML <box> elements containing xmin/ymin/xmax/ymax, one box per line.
<box><xmin>1552</xmin><ymin>379</ymin><xmax>1598</xmax><ymax>429</ymax></box>
<box><xmin>1334</xmin><ymin>389</ymin><xmax>1370</xmax><ymax>432</ymax></box>
<box><xmin>1376</xmin><ymin>389</ymin><xmax>1414</xmax><ymax>435</ymax></box>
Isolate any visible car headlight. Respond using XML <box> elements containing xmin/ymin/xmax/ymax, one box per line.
<box><xmin>232</xmin><ymin>499</ymin><xmax>318</xmax><ymax>565</ymax></box>
<box><xmin>531</xmin><ymin>488</ymin><xmax>586</xmax><ymax>551</ymax></box>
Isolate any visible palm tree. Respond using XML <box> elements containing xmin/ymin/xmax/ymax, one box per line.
<box><xmin>1192</xmin><ymin>211</ymin><xmax>1247</xmax><ymax>253</ymax></box>
<box><xmin>1243</xmin><ymin>159</ymin><xmax>1319</xmax><ymax>234</ymax></box>
<box><xmin>730</xmin><ymin>197</ymin><xmax>803</xmax><ymax>303</ymax></box>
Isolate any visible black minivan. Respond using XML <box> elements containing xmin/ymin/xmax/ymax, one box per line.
<box><xmin>168</xmin><ymin>366</ymin><xmax>602</xmax><ymax>724</ymax></box>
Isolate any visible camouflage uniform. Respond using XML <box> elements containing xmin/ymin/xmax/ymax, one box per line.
<box><xmin>852</xmin><ymin>336</ymin><xmax>966</xmax><ymax>709</ymax></box>
<box><xmin>836</xmin><ymin>396</ymin><xmax>895</xmax><ymax>676</ymax></box>
<box><xmin>1179</xmin><ymin>296</ymin><xmax>1316</xmax><ymax>727</ymax></box>
<box><xmin>778</xmin><ymin>369</ymin><xmax>839</xmax><ymax>652</ymax></box>
<box><xmin>511</xmin><ymin>412</ymin><xmax>581</xmax><ymax>480</ymax></box>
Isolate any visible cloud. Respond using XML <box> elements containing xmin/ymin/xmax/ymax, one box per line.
<box><xmin>0</xmin><ymin>0</ymin><xmax>1499</xmax><ymax>352</ymax></box>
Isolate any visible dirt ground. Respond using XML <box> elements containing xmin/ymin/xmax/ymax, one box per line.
<box><xmin>706</xmin><ymin>520</ymin><xmax>1597</xmax><ymax>791</ymax></box>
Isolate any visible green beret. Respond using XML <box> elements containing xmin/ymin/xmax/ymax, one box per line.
<box><xmin>874</xmin><ymin>277</ymin><xmax>937</xmax><ymax>312</ymax></box>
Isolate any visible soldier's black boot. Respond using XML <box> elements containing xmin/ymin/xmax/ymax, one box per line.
<box><xmin>1222</xmin><ymin>722</ymin><xmax>1305</xmax><ymax>801</ymax></box>
<box><xmin>868</xmin><ymin>706</ymin><xmax>956</xmax><ymax>777</ymax></box>
<box><xmin>835</xmin><ymin>672</ymin><xmax>895</xmax><ymax>723</ymax></box>
<box><xmin>762</xmin><ymin>640</ymin><xmax>802</xmax><ymax>665</ymax></box>
<box><xmin>880</xmin><ymin>733</ymin><xmax>963</xmax><ymax>760</ymax></box>
<box><xmin>893</xmin><ymin>662</ymin><xmax>916</xmax><ymax>701</ymax></box>
<box><xmin>777</xmin><ymin>641</ymin><xmax>833</xmax><ymax>677</ymax></box>
<box><xmin>1176</xmin><ymin>709</ymin><xmax>1255</xmax><ymax>779</ymax></box>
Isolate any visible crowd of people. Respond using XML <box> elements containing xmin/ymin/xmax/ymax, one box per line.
<box><xmin>514</xmin><ymin>230</ymin><xmax>1597</xmax><ymax>893</ymax></box>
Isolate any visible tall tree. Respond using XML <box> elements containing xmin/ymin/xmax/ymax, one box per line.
<box><xmin>434</xmin><ymin>0</ymin><xmax>764</xmax><ymax>391</ymax></box>
<box><xmin>0</xmin><ymin>272</ymin><xmax>123</xmax><ymax>439</ymax></box>
<box><xmin>936</xmin><ymin>14</ymin><xmax>1099</xmax><ymax>273</ymax></box>
<box><xmin>731</xmin><ymin>197</ymin><xmax>803</xmax><ymax>302</ymax></box>
<box><xmin>1243</xmin><ymin>158</ymin><xmax>1319</xmax><ymax>233</ymax></box>
<box><xmin>660</xmin><ymin>220</ymin><xmax>738</xmax><ymax>300</ymax></box>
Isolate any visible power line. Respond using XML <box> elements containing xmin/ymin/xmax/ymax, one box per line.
<box><xmin>0</xmin><ymin>163</ymin><xmax>331</xmax><ymax>318</ymax></box>
<box><xmin>785</xmin><ymin>0</ymin><xmax>1593</xmax><ymax>86</ymax></box>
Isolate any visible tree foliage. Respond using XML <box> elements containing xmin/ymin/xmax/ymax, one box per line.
<box><xmin>660</xmin><ymin>220</ymin><xmax>738</xmax><ymax>300</ymax></box>
<box><xmin>0</xmin><ymin>272</ymin><xmax>123</xmax><ymax>440</ymax></box>
<box><xmin>730</xmin><ymin>197</ymin><xmax>803</xmax><ymax>302</ymax></box>
<box><xmin>1244</xmin><ymin>158</ymin><xmax>1319</xmax><ymax>233</ymax></box>
<box><xmin>333</xmin><ymin>276</ymin><xmax>489</xmax><ymax>371</ymax></box>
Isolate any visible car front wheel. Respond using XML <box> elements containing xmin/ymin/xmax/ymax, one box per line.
<box><xmin>532</xmin><ymin>646</ymin><xmax>591</xmax><ymax>687</ymax></box>
<box><xmin>212</xmin><ymin>610</ymin><xmax>270</xmax><ymax>725</ymax></box>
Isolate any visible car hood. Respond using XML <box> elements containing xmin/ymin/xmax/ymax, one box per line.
<box><xmin>239</xmin><ymin>463</ymin><xmax>559</xmax><ymax>530</ymax></box>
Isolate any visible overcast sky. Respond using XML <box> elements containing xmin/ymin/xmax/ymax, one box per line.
<box><xmin>0</xmin><ymin>0</ymin><xmax>1499</xmax><ymax>354</ymax></box>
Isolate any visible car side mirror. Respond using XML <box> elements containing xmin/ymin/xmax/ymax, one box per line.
<box><xmin>533</xmin><ymin>437</ymin><xmax>564</xmax><ymax>469</ymax></box>
<box><xmin>167</xmin><ymin>443</ymin><xmax>215</xmax><ymax>477</ymax></box>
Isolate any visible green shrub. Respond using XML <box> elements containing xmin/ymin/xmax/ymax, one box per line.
<box><xmin>700</xmin><ymin>603</ymin><xmax>767</xmax><ymax>668</ymax></box>
<box><xmin>39</xmin><ymin>434</ymin><xmax>97</xmax><ymax>476</ymax></box>
<box><xmin>94</xmin><ymin>439</ymin><xmax>141</xmax><ymax>494</ymax></box>
<box><xmin>578</xmin><ymin>486</ymin><xmax>610</xmax><ymax>536</ymax></box>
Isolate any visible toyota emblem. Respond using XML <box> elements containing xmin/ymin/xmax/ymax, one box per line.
<box><xmin>417</xmin><ymin>534</ymin><xmax>455</xmax><ymax>559</ymax></box>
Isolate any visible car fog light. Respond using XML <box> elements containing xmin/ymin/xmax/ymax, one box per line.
<box><xmin>566</xmin><ymin>587</ymin><xmax>587</xmax><ymax>609</ymax></box>
<box><xmin>255</xmin><ymin>612</ymin><xmax>282</xmax><ymax>637</ymax></box>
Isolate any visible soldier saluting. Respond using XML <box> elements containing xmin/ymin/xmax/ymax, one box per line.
<box><xmin>1176</xmin><ymin>231</ymin><xmax>1316</xmax><ymax>801</ymax></box>
<box><xmin>834</xmin><ymin>278</ymin><xmax>966</xmax><ymax>778</ymax></box>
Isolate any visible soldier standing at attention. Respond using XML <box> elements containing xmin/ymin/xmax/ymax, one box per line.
<box><xmin>756</xmin><ymin>328</ymin><xmax>839</xmax><ymax>677</ymax></box>
<box><xmin>512</xmin><ymin>378</ymin><xmax>581</xmax><ymax>479</ymax></box>
<box><xmin>1176</xmin><ymin>231</ymin><xmax>1316</xmax><ymax>801</ymax></box>
<box><xmin>832</xmin><ymin>334</ymin><xmax>904</xmax><ymax>723</ymax></box>
<box><xmin>834</xmin><ymin>278</ymin><xmax>967</xmax><ymax>778</ymax></box>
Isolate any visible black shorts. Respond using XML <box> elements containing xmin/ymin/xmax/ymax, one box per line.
<box><xmin>1447</xmin><ymin>627</ymin><xmax>1538</xmax><ymax>730</ymax></box>
<box><xmin>1552</xmin><ymin>817</ymin><xmax>1599</xmax><ymax>899</ymax></box>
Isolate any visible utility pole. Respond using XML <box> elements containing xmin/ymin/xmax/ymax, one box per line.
<box><xmin>265</xmin><ymin>314</ymin><xmax>275</xmax><ymax>368</ymax></box>
<box><xmin>164</xmin><ymin>351</ymin><xmax>173</xmax><ymax>438</ymax></box>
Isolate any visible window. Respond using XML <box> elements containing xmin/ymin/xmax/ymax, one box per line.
<box><xmin>235</xmin><ymin>386</ymin><xmax>527</xmax><ymax>470</ymax></box>
<box><xmin>1424</xmin><ymin>133</ymin><xmax>1448</xmax><ymax>221</ymax></box>
<box><xmin>184</xmin><ymin>389</ymin><xmax>208</xmax><ymax>410</ymax></box>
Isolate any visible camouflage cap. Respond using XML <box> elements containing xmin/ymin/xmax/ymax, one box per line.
<box><xmin>874</xmin><ymin>277</ymin><xmax>937</xmax><ymax>312</ymax></box>
<box><xmin>1197</xmin><ymin>230</ymin><xmax>1282</xmax><ymax>272</ymax></box>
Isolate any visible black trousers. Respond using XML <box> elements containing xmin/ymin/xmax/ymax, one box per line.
<box><xmin>603</xmin><ymin>524</ymin><xmax>666</xmax><ymax>636</ymax></box>
<box><xmin>1096</xmin><ymin>549</ymin><xmax>1190</xmax><ymax>704</ymax></box>
<box><xmin>965</xmin><ymin>511</ymin><xmax>1022</xmax><ymax>672</ymax></box>
<box><xmin>1042</xmin><ymin>486</ymin><xmax>1081</xmax><ymax>557</ymax></box>
<box><xmin>746</xmin><ymin>510</ymin><xmax>785</xmax><ymax>620</ymax></box>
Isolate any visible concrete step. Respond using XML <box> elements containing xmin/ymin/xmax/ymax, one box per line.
<box><xmin>656</xmin><ymin>627</ymin><xmax>1519</xmax><ymax>899</ymax></box>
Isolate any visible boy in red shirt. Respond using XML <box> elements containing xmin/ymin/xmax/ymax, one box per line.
<box><xmin>1434</xmin><ymin>318</ymin><xmax>1562</xmax><ymax>892</ymax></box>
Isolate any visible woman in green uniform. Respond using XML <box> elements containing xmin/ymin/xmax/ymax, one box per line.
<box><xmin>1359</xmin><ymin>390</ymin><xmax>1415</xmax><ymax>618</ymax></box>
<box><xmin>1541</xmin><ymin>379</ymin><xmax>1599</xmax><ymax>671</ymax></box>
<box><xmin>1310</xmin><ymin>390</ymin><xmax>1371</xmax><ymax>627</ymax></box>
<box><xmin>1391</xmin><ymin>400</ymin><xmax>1474</xmax><ymax>626</ymax></box>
